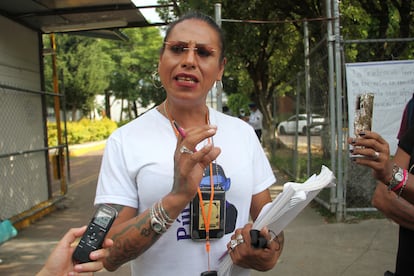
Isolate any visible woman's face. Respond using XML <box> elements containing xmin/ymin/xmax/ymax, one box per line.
<box><xmin>158</xmin><ymin>19</ymin><xmax>225</xmax><ymax>106</ymax></box>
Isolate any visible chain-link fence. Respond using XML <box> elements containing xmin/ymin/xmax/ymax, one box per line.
<box><xmin>273</xmin><ymin>18</ymin><xmax>335</xmax><ymax>211</ymax></box>
<box><xmin>342</xmin><ymin>39</ymin><xmax>414</xmax><ymax>214</ymax></box>
<box><xmin>0</xmin><ymin>83</ymin><xmax>67</xmax><ymax>221</ymax></box>
<box><xmin>272</xmin><ymin>2</ymin><xmax>414</xmax><ymax>220</ymax></box>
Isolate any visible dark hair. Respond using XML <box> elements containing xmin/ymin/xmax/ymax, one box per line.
<box><xmin>162</xmin><ymin>11</ymin><xmax>226</xmax><ymax>62</ymax></box>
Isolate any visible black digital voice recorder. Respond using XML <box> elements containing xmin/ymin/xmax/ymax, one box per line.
<box><xmin>72</xmin><ymin>204</ymin><xmax>118</xmax><ymax>263</ymax></box>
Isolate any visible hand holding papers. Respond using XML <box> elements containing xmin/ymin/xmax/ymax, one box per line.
<box><xmin>218</xmin><ymin>165</ymin><xmax>336</xmax><ymax>276</ymax></box>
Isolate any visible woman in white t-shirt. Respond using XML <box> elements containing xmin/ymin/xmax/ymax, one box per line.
<box><xmin>94</xmin><ymin>11</ymin><xmax>283</xmax><ymax>276</ymax></box>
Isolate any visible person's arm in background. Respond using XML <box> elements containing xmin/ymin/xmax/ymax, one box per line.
<box><xmin>372</xmin><ymin>146</ymin><xmax>414</xmax><ymax>230</ymax></box>
<box><xmin>372</xmin><ymin>183</ymin><xmax>414</xmax><ymax>230</ymax></box>
<box><xmin>350</xmin><ymin>132</ymin><xmax>414</xmax><ymax>205</ymax></box>
<box><xmin>36</xmin><ymin>226</ymin><xmax>113</xmax><ymax>276</ymax></box>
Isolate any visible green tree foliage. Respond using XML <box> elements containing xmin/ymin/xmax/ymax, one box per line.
<box><xmin>157</xmin><ymin>0</ymin><xmax>413</xmax><ymax>133</ymax></box>
<box><xmin>341</xmin><ymin>0</ymin><xmax>414</xmax><ymax>61</ymax></box>
<box><xmin>221</xmin><ymin>0</ymin><xmax>305</xmax><ymax>130</ymax></box>
<box><xmin>43</xmin><ymin>34</ymin><xmax>114</xmax><ymax>120</ymax></box>
<box><xmin>226</xmin><ymin>93</ymin><xmax>250</xmax><ymax>117</ymax></box>
<box><xmin>158</xmin><ymin>0</ymin><xmax>311</xmax><ymax>131</ymax></box>
<box><xmin>106</xmin><ymin>27</ymin><xmax>164</xmax><ymax>121</ymax></box>
<box><xmin>43</xmin><ymin>27</ymin><xmax>164</xmax><ymax>122</ymax></box>
<box><xmin>44</xmin><ymin>0</ymin><xmax>414</xmax><ymax>131</ymax></box>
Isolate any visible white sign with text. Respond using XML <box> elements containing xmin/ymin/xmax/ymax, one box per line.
<box><xmin>346</xmin><ymin>60</ymin><xmax>414</xmax><ymax>154</ymax></box>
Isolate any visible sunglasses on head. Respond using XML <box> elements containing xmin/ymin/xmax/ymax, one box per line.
<box><xmin>164</xmin><ymin>41</ymin><xmax>216</xmax><ymax>58</ymax></box>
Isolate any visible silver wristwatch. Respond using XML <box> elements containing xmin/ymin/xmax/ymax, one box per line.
<box><xmin>387</xmin><ymin>165</ymin><xmax>404</xmax><ymax>190</ymax></box>
<box><xmin>149</xmin><ymin>204</ymin><xmax>167</xmax><ymax>234</ymax></box>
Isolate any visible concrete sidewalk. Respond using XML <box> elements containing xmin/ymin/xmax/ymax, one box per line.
<box><xmin>0</xmin><ymin>148</ymin><xmax>399</xmax><ymax>276</ymax></box>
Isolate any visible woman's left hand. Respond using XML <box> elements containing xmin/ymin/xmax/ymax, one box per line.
<box><xmin>347</xmin><ymin>131</ymin><xmax>392</xmax><ymax>183</ymax></box>
<box><xmin>227</xmin><ymin>223</ymin><xmax>283</xmax><ymax>271</ymax></box>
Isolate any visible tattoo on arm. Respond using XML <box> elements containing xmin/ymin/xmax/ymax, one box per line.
<box><xmin>105</xmin><ymin>211</ymin><xmax>160</xmax><ymax>269</ymax></box>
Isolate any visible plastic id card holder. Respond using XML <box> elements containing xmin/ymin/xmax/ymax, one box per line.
<box><xmin>190</xmin><ymin>189</ymin><xmax>226</xmax><ymax>240</ymax></box>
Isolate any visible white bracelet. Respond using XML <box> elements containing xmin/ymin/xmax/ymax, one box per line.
<box><xmin>149</xmin><ymin>200</ymin><xmax>175</xmax><ymax>234</ymax></box>
<box><xmin>157</xmin><ymin>200</ymin><xmax>175</xmax><ymax>225</ymax></box>
<box><xmin>150</xmin><ymin>203</ymin><xmax>166</xmax><ymax>234</ymax></box>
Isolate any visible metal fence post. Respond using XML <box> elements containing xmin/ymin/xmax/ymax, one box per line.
<box><xmin>333</xmin><ymin>0</ymin><xmax>344</xmax><ymax>221</ymax></box>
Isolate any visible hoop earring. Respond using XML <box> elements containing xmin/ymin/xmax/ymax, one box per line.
<box><xmin>152</xmin><ymin>71</ymin><xmax>163</xmax><ymax>89</ymax></box>
<box><xmin>215</xmin><ymin>80</ymin><xmax>223</xmax><ymax>92</ymax></box>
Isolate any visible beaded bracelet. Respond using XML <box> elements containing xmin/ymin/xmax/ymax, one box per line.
<box><xmin>391</xmin><ymin>181</ymin><xmax>404</xmax><ymax>192</ymax></box>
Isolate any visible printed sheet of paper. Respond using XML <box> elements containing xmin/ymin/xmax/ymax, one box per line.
<box><xmin>218</xmin><ymin>165</ymin><xmax>336</xmax><ymax>276</ymax></box>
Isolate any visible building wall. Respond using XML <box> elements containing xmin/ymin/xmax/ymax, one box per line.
<box><xmin>0</xmin><ymin>15</ymin><xmax>49</xmax><ymax>219</ymax></box>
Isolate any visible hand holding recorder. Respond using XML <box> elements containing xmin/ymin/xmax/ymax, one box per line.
<box><xmin>36</xmin><ymin>225</ymin><xmax>113</xmax><ymax>276</ymax></box>
<box><xmin>72</xmin><ymin>204</ymin><xmax>117</xmax><ymax>264</ymax></box>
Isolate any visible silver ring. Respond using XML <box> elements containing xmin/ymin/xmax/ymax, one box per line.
<box><xmin>179</xmin><ymin>146</ymin><xmax>194</xmax><ymax>155</ymax></box>
<box><xmin>230</xmin><ymin>239</ymin><xmax>238</xmax><ymax>250</ymax></box>
<box><xmin>235</xmin><ymin>234</ymin><xmax>244</xmax><ymax>244</ymax></box>
<box><xmin>373</xmin><ymin>151</ymin><xmax>380</xmax><ymax>159</ymax></box>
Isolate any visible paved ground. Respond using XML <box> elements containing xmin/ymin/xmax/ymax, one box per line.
<box><xmin>0</xmin><ymin>146</ymin><xmax>399</xmax><ymax>276</ymax></box>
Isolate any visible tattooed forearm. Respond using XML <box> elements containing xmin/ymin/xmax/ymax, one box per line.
<box><xmin>105</xmin><ymin>211</ymin><xmax>161</xmax><ymax>271</ymax></box>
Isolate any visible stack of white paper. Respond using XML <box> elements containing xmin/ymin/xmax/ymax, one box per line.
<box><xmin>218</xmin><ymin>165</ymin><xmax>336</xmax><ymax>276</ymax></box>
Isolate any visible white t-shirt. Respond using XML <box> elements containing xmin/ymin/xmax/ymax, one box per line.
<box><xmin>94</xmin><ymin>107</ymin><xmax>276</xmax><ymax>276</ymax></box>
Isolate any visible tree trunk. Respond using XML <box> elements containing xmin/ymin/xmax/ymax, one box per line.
<box><xmin>119</xmin><ymin>98</ymin><xmax>124</xmax><ymax>122</ymax></box>
<box><xmin>133</xmin><ymin>100</ymin><xmax>138</xmax><ymax>118</ymax></box>
<box><xmin>71</xmin><ymin>106</ymin><xmax>77</xmax><ymax>121</ymax></box>
<box><xmin>105</xmin><ymin>90</ymin><xmax>111</xmax><ymax>119</ymax></box>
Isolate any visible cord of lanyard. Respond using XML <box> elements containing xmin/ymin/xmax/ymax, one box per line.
<box><xmin>199</xmin><ymin>161</ymin><xmax>214</xmax><ymax>269</ymax></box>
<box><xmin>164</xmin><ymin>102</ymin><xmax>215</xmax><ymax>271</ymax></box>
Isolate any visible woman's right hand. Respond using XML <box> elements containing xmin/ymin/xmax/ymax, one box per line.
<box><xmin>171</xmin><ymin>124</ymin><xmax>221</xmax><ymax>203</ymax></box>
